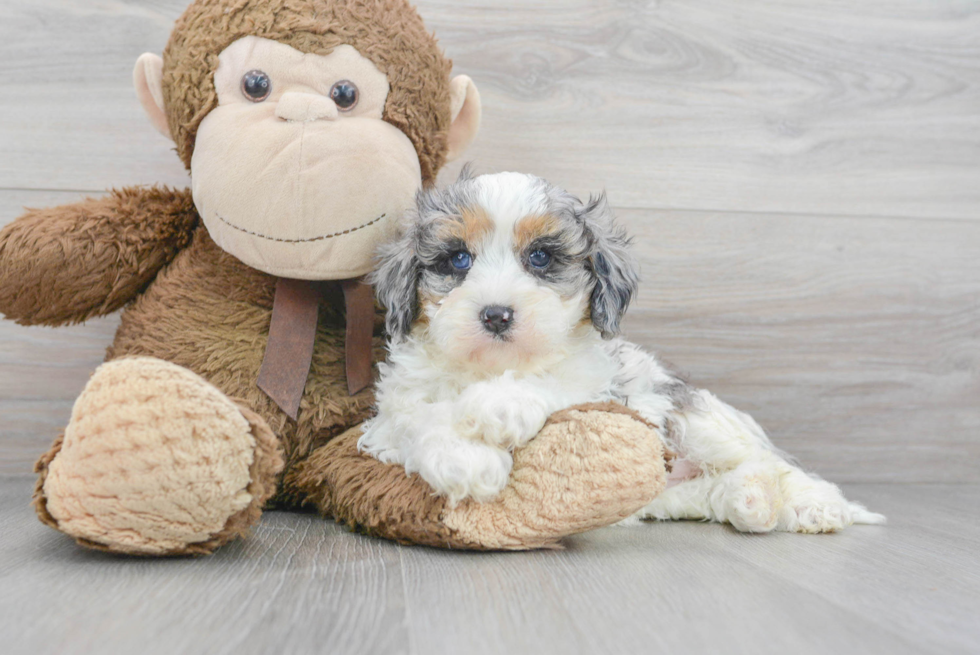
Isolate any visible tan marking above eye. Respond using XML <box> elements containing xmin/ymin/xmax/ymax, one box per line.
<box><xmin>436</xmin><ymin>205</ymin><xmax>494</xmax><ymax>251</ymax></box>
<box><xmin>514</xmin><ymin>213</ymin><xmax>562</xmax><ymax>252</ymax></box>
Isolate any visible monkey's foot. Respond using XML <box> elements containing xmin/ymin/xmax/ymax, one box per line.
<box><xmin>34</xmin><ymin>357</ymin><xmax>283</xmax><ymax>556</ymax></box>
<box><xmin>286</xmin><ymin>402</ymin><xmax>666</xmax><ymax>550</ymax></box>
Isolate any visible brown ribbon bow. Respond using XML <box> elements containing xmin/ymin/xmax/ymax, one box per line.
<box><xmin>256</xmin><ymin>277</ymin><xmax>375</xmax><ymax>420</ymax></box>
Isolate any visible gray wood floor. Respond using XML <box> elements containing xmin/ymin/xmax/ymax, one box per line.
<box><xmin>1</xmin><ymin>1</ymin><xmax>978</xmax><ymax>654</ymax></box>
<box><xmin>2</xmin><ymin>477</ymin><xmax>978</xmax><ymax>655</ymax></box>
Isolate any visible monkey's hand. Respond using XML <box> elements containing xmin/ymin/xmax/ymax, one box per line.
<box><xmin>0</xmin><ymin>186</ymin><xmax>197</xmax><ymax>326</ymax></box>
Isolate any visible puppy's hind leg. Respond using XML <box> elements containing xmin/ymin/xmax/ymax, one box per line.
<box><xmin>663</xmin><ymin>389</ymin><xmax>884</xmax><ymax>533</ymax></box>
<box><xmin>635</xmin><ymin>462</ymin><xmax>782</xmax><ymax>533</ymax></box>
<box><xmin>632</xmin><ymin>475</ymin><xmax>715</xmax><ymax>524</ymax></box>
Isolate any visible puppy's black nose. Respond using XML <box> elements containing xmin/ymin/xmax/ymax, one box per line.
<box><xmin>480</xmin><ymin>305</ymin><xmax>514</xmax><ymax>335</ymax></box>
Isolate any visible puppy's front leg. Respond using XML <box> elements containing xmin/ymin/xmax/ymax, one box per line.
<box><xmin>406</xmin><ymin>426</ymin><xmax>514</xmax><ymax>507</ymax></box>
<box><xmin>360</xmin><ymin>402</ymin><xmax>514</xmax><ymax>506</ymax></box>
<box><xmin>452</xmin><ymin>372</ymin><xmax>564</xmax><ymax>450</ymax></box>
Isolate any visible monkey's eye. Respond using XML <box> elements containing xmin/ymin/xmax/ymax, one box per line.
<box><xmin>528</xmin><ymin>249</ymin><xmax>552</xmax><ymax>268</ymax></box>
<box><xmin>450</xmin><ymin>251</ymin><xmax>473</xmax><ymax>271</ymax></box>
<box><xmin>241</xmin><ymin>70</ymin><xmax>272</xmax><ymax>102</ymax></box>
<box><xmin>330</xmin><ymin>80</ymin><xmax>359</xmax><ymax>111</ymax></box>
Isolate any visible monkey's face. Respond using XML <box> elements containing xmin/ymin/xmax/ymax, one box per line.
<box><xmin>186</xmin><ymin>36</ymin><xmax>421</xmax><ymax>279</ymax></box>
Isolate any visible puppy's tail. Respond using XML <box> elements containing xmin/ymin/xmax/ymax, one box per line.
<box><xmin>850</xmin><ymin>502</ymin><xmax>887</xmax><ymax>525</ymax></box>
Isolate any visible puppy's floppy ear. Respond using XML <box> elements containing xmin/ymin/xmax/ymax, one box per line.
<box><xmin>370</xmin><ymin>213</ymin><xmax>421</xmax><ymax>341</ymax></box>
<box><xmin>579</xmin><ymin>193</ymin><xmax>639</xmax><ymax>339</ymax></box>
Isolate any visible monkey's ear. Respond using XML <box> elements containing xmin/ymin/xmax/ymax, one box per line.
<box><xmin>133</xmin><ymin>53</ymin><xmax>172</xmax><ymax>140</ymax></box>
<box><xmin>446</xmin><ymin>75</ymin><xmax>481</xmax><ymax>162</ymax></box>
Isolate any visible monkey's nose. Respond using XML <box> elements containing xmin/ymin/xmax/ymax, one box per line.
<box><xmin>275</xmin><ymin>92</ymin><xmax>338</xmax><ymax>122</ymax></box>
<box><xmin>480</xmin><ymin>305</ymin><xmax>514</xmax><ymax>335</ymax></box>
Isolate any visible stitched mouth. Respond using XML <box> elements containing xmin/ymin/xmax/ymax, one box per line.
<box><xmin>214</xmin><ymin>212</ymin><xmax>386</xmax><ymax>243</ymax></box>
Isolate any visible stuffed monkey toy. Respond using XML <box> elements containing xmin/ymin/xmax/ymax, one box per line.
<box><xmin>0</xmin><ymin>0</ymin><xmax>666</xmax><ymax>555</ymax></box>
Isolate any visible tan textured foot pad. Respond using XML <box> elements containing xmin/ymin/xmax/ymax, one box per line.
<box><xmin>34</xmin><ymin>357</ymin><xmax>283</xmax><ymax>556</ymax></box>
<box><xmin>288</xmin><ymin>402</ymin><xmax>665</xmax><ymax>551</ymax></box>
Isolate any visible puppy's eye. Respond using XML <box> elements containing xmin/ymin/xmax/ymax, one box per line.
<box><xmin>330</xmin><ymin>80</ymin><xmax>359</xmax><ymax>111</ymax></box>
<box><xmin>241</xmin><ymin>70</ymin><xmax>272</xmax><ymax>102</ymax></box>
<box><xmin>450</xmin><ymin>251</ymin><xmax>473</xmax><ymax>270</ymax></box>
<box><xmin>528</xmin><ymin>249</ymin><xmax>551</xmax><ymax>268</ymax></box>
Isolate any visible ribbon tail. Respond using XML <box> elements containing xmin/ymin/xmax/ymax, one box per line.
<box><xmin>341</xmin><ymin>278</ymin><xmax>376</xmax><ymax>396</ymax></box>
<box><xmin>257</xmin><ymin>278</ymin><xmax>320</xmax><ymax>420</ymax></box>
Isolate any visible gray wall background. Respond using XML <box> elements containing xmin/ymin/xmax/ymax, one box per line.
<box><xmin>1</xmin><ymin>0</ymin><xmax>977</xmax><ymax>482</ymax></box>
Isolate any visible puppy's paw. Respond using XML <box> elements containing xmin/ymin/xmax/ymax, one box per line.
<box><xmin>406</xmin><ymin>437</ymin><xmax>514</xmax><ymax>507</ymax></box>
<box><xmin>356</xmin><ymin>419</ymin><xmax>404</xmax><ymax>465</ymax></box>
<box><xmin>453</xmin><ymin>378</ymin><xmax>550</xmax><ymax>449</ymax></box>
<box><xmin>710</xmin><ymin>462</ymin><xmax>782</xmax><ymax>533</ymax></box>
<box><xmin>778</xmin><ymin>474</ymin><xmax>886</xmax><ymax>533</ymax></box>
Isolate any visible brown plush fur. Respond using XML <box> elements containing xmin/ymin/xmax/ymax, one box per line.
<box><xmin>0</xmin><ymin>187</ymin><xmax>197</xmax><ymax>326</ymax></box>
<box><xmin>31</xmin><ymin>434</ymin><xmax>64</xmax><ymax>533</ymax></box>
<box><xmin>0</xmin><ymin>183</ymin><xmax>384</xmax><ymax>504</ymax></box>
<box><xmin>105</xmin><ymin>222</ymin><xmax>385</xmax><ymax>479</ymax></box>
<box><xmin>282</xmin><ymin>426</ymin><xmax>463</xmax><ymax>548</ymax></box>
<box><xmin>163</xmin><ymin>0</ymin><xmax>453</xmax><ymax>182</ymax></box>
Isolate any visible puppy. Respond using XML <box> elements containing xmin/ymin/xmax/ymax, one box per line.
<box><xmin>358</xmin><ymin>170</ymin><xmax>885</xmax><ymax>533</ymax></box>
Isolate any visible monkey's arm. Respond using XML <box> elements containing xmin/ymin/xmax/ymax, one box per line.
<box><xmin>285</xmin><ymin>404</ymin><xmax>667</xmax><ymax>550</ymax></box>
<box><xmin>0</xmin><ymin>186</ymin><xmax>197</xmax><ymax>326</ymax></box>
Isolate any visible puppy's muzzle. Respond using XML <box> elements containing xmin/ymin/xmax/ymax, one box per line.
<box><xmin>480</xmin><ymin>305</ymin><xmax>514</xmax><ymax>335</ymax></box>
